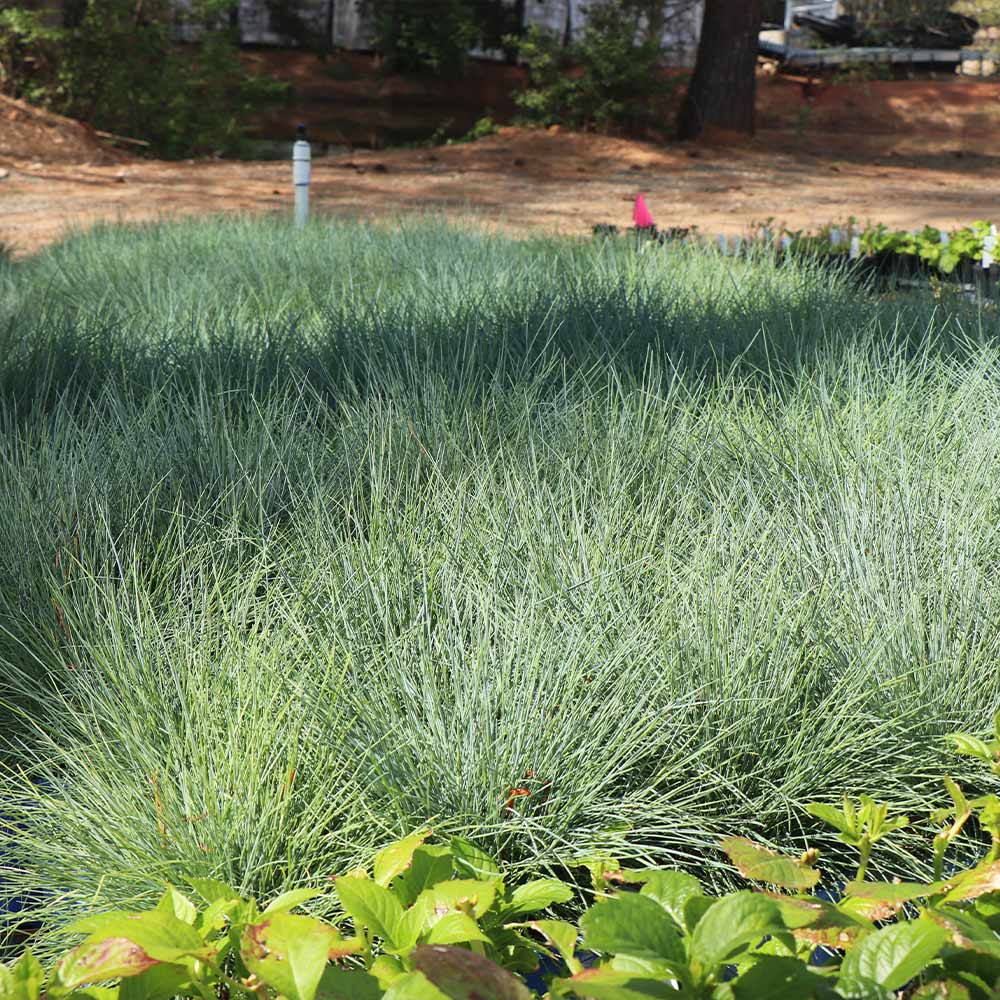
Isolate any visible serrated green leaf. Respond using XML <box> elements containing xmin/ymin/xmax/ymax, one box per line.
<box><xmin>187</xmin><ymin>878</ymin><xmax>239</xmax><ymax>905</ymax></box>
<box><xmin>156</xmin><ymin>888</ymin><xmax>196</xmax><ymax>926</ymax></box>
<box><xmin>382</xmin><ymin>971</ymin><xmax>451</xmax><ymax>1000</ymax></box>
<box><xmin>394</xmin><ymin>847</ymin><xmax>455</xmax><ymax>908</ymax></box>
<box><xmin>117</xmin><ymin>963</ymin><xmax>192</xmax><ymax>1000</ymax></box>
<box><xmin>766</xmin><ymin>894</ymin><xmax>870</xmax><ymax>939</ymax></box>
<box><xmin>514</xmin><ymin>920</ymin><xmax>579</xmax><ymax>971</ymax></box>
<box><xmin>844</xmin><ymin>880</ymin><xmax>947</xmax><ymax>904</ymax></box>
<box><xmin>910</xmin><ymin>980</ymin><xmax>972</xmax><ymax>1000</ymax></box>
<box><xmin>449</xmin><ymin>838</ymin><xmax>501</xmax><ymax>880</ymax></box>
<box><xmin>927</xmin><ymin>907</ymin><xmax>1000</xmax><ymax>957</ymax></box>
<box><xmin>834</xmin><ymin>976</ymin><xmax>894</xmax><ymax>1000</ymax></box>
<box><xmin>64</xmin><ymin>911</ymin><xmax>213</xmax><ymax>964</ymax></box>
<box><xmin>423</xmin><ymin>912</ymin><xmax>491</xmax><ymax>946</ymax></box>
<box><xmin>504</xmin><ymin>878</ymin><xmax>573</xmax><ymax>915</ymax></box>
<box><xmin>943</xmin><ymin>776</ymin><xmax>969</xmax><ymax>815</ymax></box>
<box><xmin>688</xmin><ymin>892</ymin><xmax>786</xmax><ymax>970</ymax></box>
<box><xmin>412</xmin><ymin>879</ymin><xmax>497</xmax><ymax>925</ymax></box>
<box><xmin>388</xmin><ymin>905</ymin><xmax>424</xmax><ymax>956</ymax></box>
<box><xmin>370</xmin><ymin>955</ymin><xmax>406</xmax><ymax>989</ymax></box>
<box><xmin>316</xmin><ymin>967</ymin><xmax>382</xmax><ymax>1000</ymax></box>
<box><xmin>721</xmin><ymin>837</ymin><xmax>820</xmax><ymax>890</ymax></box>
<box><xmin>241</xmin><ymin>912</ymin><xmax>341</xmax><ymax>1000</ymax></box>
<box><xmin>732</xmin><ymin>956</ymin><xmax>836</xmax><ymax>999</ymax></box>
<box><xmin>52</xmin><ymin>940</ymin><xmax>159</xmax><ymax>993</ymax></box>
<box><xmin>580</xmin><ymin>893</ymin><xmax>685</xmax><ymax>965</ymax></box>
<box><xmin>629</xmin><ymin>871</ymin><xmax>702</xmax><ymax>928</ymax></box>
<box><xmin>805</xmin><ymin>803</ymin><xmax>858</xmax><ymax>840</ymax></box>
<box><xmin>4</xmin><ymin>951</ymin><xmax>45</xmax><ymax>1000</ymax></box>
<box><xmin>839</xmin><ymin>917</ymin><xmax>947</xmax><ymax>990</ymax></box>
<box><xmin>68</xmin><ymin>988</ymin><xmax>120</xmax><ymax>1000</ymax></box>
<box><xmin>410</xmin><ymin>945</ymin><xmax>533</xmax><ymax>1000</ymax></box>
<box><xmin>947</xmin><ymin>734</ymin><xmax>996</xmax><ymax>763</ymax></box>
<box><xmin>263</xmin><ymin>888</ymin><xmax>323</xmax><ymax>914</ymax></box>
<box><xmin>196</xmin><ymin>896</ymin><xmax>244</xmax><ymax>937</ymax></box>
<box><xmin>335</xmin><ymin>876</ymin><xmax>404</xmax><ymax>947</ymax></box>
<box><xmin>551</xmin><ymin>969</ymin><xmax>676</xmax><ymax>1000</ymax></box>
<box><xmin>375</xmin><ymin>830</ymin><xmax>433</xmax><ymax>888</ymax></box>
<box><xmin>607</xmin><ymin>954</ymin><xmax>676</xmax><ymax>978</ymax></box>
<box><xmin>683</xmin><ymin>895</ymin><xmax>716</xmax><ymax>935</ymax></box>
<box><xmin>940</xmin><ymin>861</ymin><xmax>1000</xmax><ymax>903</ymax></box>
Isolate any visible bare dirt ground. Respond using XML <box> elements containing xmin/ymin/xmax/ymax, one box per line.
<box><xmin>3</xmin><ymin>77</ymin><xmax>1000</xmax><ymax>256</ymax></box>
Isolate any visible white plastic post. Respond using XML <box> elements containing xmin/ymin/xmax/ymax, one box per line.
<box><xmin>849</xmin><ymin>235</ymin><xmax>860</xmax><ymax>260</ymax></box>
<box><xmin>718</xmin><ymin>234</ymin><xmax>728</xmax><ymax>255</ymax></box>
<box><xmin>293</xmin><ymin>124</ymin><xmax>311</xmax><ymax>228</ymax></box>
<box><xmin>940</xmin><ymin>231</ymin><xmax>949</xmax><ymax>247</ymax></box>
<box><xmin>983</xmin><ymin>233</ymin><xmax>996</xmax><ymax>270</ymax></box>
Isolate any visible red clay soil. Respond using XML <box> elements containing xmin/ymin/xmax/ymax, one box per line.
<box><xmin>3</xmin><ymin>74</ymin><xmax>1000</xmax><ymax>256</ymax></box>
<box><xmin>0</xmin><ymin>94</ymin><xmax>125</xmax><ymax>166</ymax></box>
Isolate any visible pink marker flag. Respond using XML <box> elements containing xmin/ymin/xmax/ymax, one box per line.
<box><xmin>633</xmin><ymin>193</ymin><xmax>655</xmax><ymax>228</ymax></box>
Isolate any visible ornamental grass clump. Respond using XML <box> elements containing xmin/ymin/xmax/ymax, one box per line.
<box><xmin>0</xmin><ymin>216</ymin><xmax>999</xmax><ymax>957</ymax></box>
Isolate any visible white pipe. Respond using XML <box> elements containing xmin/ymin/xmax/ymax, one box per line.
<box><xmin>983</xmin><ymin>232</ymin><xmax>996</xmax><ymax>269</ymax></box>
<box><xmin>293</xmin><ymin>126</ymin><xmax>311</xmax><ymax>228</ymax></box>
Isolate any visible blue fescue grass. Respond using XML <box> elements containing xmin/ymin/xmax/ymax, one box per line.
<box><xmin>1</xmin><ymin>215</ymin><xmax>998</xmax><ymax>951</ymax></box>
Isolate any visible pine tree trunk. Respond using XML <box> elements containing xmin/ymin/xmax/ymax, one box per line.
<box><xmin>677</xmin><ymin>0</ymin><xmax>762</xmax><ymax>140</ymax></box>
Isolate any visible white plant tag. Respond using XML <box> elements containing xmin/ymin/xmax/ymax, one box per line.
<box><xmin>849</xmin><ymin>235</ymin><xmax>861</xmax><ymax>259</ymax></box>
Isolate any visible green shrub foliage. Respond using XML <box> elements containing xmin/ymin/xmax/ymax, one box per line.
<box><xmin>356</xmin><ymin>0</ymin><xmax>520</xmax><ymax>76</ymax></box>
<box><xmin>6</xmin><ymin>721</ymin><xmax>1000</xmax><ymax>999</ymax></box>
<box><xmin>507</xmin><ymin>0</ymin><xmax>687</xmax><ymax>136</ymax></box>
<box><xmin>0</xmin><ymin>1</ymin><xmax>283</xmax><ymax>157</ymax></box>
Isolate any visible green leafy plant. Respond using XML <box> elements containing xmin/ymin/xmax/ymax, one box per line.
<box><xmin>781</xmin><ymin>220</ymin><xmax>995</xmax><ymax>277</ymax></box>
<box><xmin>8</xmin><ymin>723</ymin><xmax>1000</xmax><ymax>999</ymax></box>
<box><xmin>1</xmin><ymin>832</ymin><xmax>569</xmax><ymax>1000</ymax></box>
<box><xmin>507</xmin><ymin>0</ymin><xmax>686</xmax><ymax>136</ymax></box>
<box><xmin>0</xmin><ymin>1</ymin><xmax>285</xmax><ymax>158</ymax></box>
<box><xmin>805</xmin><ymin>796</ymin><xmax>909</xmax><ymax>881</ymax></box>
<box><xmin>356</xmin><ymin>0</ymin><xmax>519</xmax><ymax>77</ymax></box>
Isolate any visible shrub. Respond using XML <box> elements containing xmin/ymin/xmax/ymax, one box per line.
<box><xmin>507</xmin><ymin>0</ymin><xmax>687</xmax><ymax>136</ymax></box>
<box><xmin>356</xmin><ymin>0</ymin><xmax>520</xmax><ymax>77</ymax></box>
<box><xmin>0</xmin><ymin>1</ymin><xmax>284</xmax><ymax>158</ymax></box>
<box><xmin>5</xmin><ymin>720</ymin><xmax>1000</xmax><ymax>998</ymax></box>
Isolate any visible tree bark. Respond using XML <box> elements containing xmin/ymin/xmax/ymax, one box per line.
<box><xmin>677</xmin><ymin>0</ymin><xmax>762</xmax><ymax>140</ymax></box>
<box><xmin>62</xmin><ymin>0</ymin><xmax>88</xmax><ymax>28</ymax></box>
